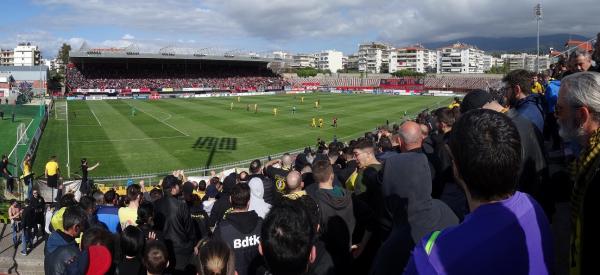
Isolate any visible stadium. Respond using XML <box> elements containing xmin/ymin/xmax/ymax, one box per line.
<box><xmin>3</xmin><ymin>30</ymin><xmax>597</xmax><ymax>275</ymax></box>
<box><xmin>16</xmin><ymin>46</ymin><xmax>502</xmax><ymax>183</ymax></box>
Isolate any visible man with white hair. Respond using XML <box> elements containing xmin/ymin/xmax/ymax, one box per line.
<box><xmin>555</xmin><ymin>71</ymin><xmax>600</xmax><ymax>274</ymax></box>
<box><xmin>568</xmin><ymin>49</ymin><xmax>594</xmax><ymax>73</ymax></box>
<box><xmin>398</xmin><ymin>121</ymin><xmax>424</xmax><ymax>153</ymax></box>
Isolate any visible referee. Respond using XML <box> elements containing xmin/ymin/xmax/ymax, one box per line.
<box><xmin>45</xmin><ymin>156</ymin><xmax>61</xmax><ymax>201</ymax></box>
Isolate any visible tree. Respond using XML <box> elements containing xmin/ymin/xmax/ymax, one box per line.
<box><xmin>486</xmin><ymin>63</ymin><xmax>509</xmax><ymax>74</ymax></box>
<box><xmin>48</xmin><ymin>70</ymin><xmax>64</xmax><ymax>90</ymax></box>
<box><xmin>295</xmin><ymin>67</ymin><xmax>319</xmax><ymax>77</ymax></box>
<box><xmin>57</xmin><ymin>43</ymin><xmax>71</xmax><ymax>73</ymax></box>
<box><xmin>391</xmin><ymin>70</ymin><xmax>426</xmax><ymax>77</ymax></box>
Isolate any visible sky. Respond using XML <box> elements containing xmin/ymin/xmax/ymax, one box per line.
<box><xmin>0</xmin><ymin>0</ymin><xmax>598</xmax><ymax>58</ymax></box>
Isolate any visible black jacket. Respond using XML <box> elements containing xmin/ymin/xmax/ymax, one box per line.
<box><xmin>308</xmin><ymin>239</ymin><xmax>336</xmax><ymax>275</ymax></box>
<box><xmin>44</xmin><ymin>231</ymin><xmax>79</xmax><ymax>275</ymax></box>
<box><xmin>248</xmin><ymin>173</ymin><xmax>280</xmax><ymax>205</ymax></box>
<box><xmin>306</xmin><ymin>184</ymin><xmax>355</xmax><ymax>274</ymax></box>
<box><xmin>214</xmin><ymin>211</ymin><xmax>263</xmax><ymax>275</ymax></box>
<box><xmin>506</xmin><ymin>110</ymin><xmax>549</xmax><ymax>207</ymax></box>
<box><xmin>30</xmin><ymin>195</ymin><xmax>46</xmax><ymax>223</ymax></box>
<box><xmin>208</xmin><ymin>194</ymin><xmax>231</xmax><ymax>228</ymax></box>
<box><xmin>372</xmin><ymin>153</ymin><xmax>459</xmax><ymax>274</ymax></box>
<box><xmin>154</xmin><ymin>193</ymin><xmax>197</xmax><ymax>256</ymax></box>
<box><xmin>21</xmin><ymin>205</ymin><xmax>37</xmax><ymax>229</ymax></box>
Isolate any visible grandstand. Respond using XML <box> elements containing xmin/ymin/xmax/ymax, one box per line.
<box><xmin>285</xmin><ymin>74</ymin><xmax>502</xmax><ymax>92</ymax></box>
<box><xmin>66</xmin><ymin>47</ymin><xmax>288</xmax><ymax>93</ymax></box>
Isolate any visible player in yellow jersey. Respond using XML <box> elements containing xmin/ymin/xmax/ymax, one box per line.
<box><xmin>273</xmin><ymin>107</ymin><xmax>278</xmax><ymax>116</ymax></box>
<box><xmin>254</xmin><ymin>103</ymin><xmax>258</xmax><ymax>113</ymax></box>
<box><xmin>318</xmin><ymin>118</ymin><xmax>324</xmax><ymax>128</ymax></box>
<box><xmin>301</xmin><ymin>96</ymin><xmax>304</xmax><ymax>104</ymax></box>
<box><xmin>311</xmin><ymin>117</ymin><xmax>317</xmax><ymax>127</ymax></box>
<box><xmin>315</xmin><ymin>101</ymin><xmax>319</xmax><ymax>109</ymax></box>
<box><xmin>230</xmin><ymin>102</ymin><xmax>234</xmax><ymax>110</ymax></box>
<box><xmin>237</xmin><ymin>96</ymin><xmax>241</xmax><ymax>102</ymax></box>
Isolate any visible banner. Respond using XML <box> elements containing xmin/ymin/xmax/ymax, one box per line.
<box><xmin>183</xmin><ymin>87</ymin><xmax>213</xmax><ymax>91</ymax></box>
<box><xmin>162</xmin><ymin>88</ymin><xmax>174</xmax><ymax>92</ymax></box>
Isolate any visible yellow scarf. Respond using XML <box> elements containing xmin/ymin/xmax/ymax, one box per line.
<box><xmin>570</xmin><ymin>128</ymin><xmax>600</xmax><ymax>273</ymax></box>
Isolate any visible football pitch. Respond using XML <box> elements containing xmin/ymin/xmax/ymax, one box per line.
<box><xmin>32</xmin><ymin>93</ymin><xmax>450</xmax><ymax>178</ymax></box>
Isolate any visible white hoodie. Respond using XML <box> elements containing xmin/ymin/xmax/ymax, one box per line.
<box><xmin>248</xmin><ymin>177</ymin><xmax>271</xmax><ymax>218</ymax></box>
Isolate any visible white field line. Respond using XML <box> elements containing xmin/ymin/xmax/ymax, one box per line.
<box><xmin>66</xmin><ymin>100</ymin><xmax>71</xmax><ymax>177</ymax></box>
<box><xmin>55</xmin><ymin>102</ymin><xmax>67</xmax><ymax>121</ymax></box>
<box><xmin>90</xmin><ymin>108</ymin><xmax>102</xmax><ymax>127</ymax></box>
<box><xmin>124</xmin><ymin>101</ymin><xmax>190</xmax><ymax>137</ymax></box>
<box><xmin>69</xmin><ymin>135</ymin><xmax>188</xmax><ymax>143</ymax></box>
<box><xmin>7</xmin><ymin>119</ymin><xmax>34</xmax><ymax>159</ymax></box>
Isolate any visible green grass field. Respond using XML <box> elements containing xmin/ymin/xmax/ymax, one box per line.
<box><xmin>32</xmin><ymin>93</ymin><xmax>449</xmax><ymax>179</ymax></box>
<box><xmin>0</xmin><ymin>104</ymin><xmax>42</xmax><ymax>171</ymax></box>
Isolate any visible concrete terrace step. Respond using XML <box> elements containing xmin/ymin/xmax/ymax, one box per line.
<box><xmin>0</xmin><ymin>224</ymin><xmax>45</xmax><ymax>275</ymax></box>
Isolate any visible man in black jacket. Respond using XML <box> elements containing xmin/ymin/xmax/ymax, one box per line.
<box><xmin>30</xmin><ymin>189</ymin><xmax>46</xmax><ymax>239</ymax></box>
<box><xmin>306</xmin><ymin>160</ymin><xmax>355</xmax><ymax>274</ymax></box>
<box><xmin>44</xmin><ymin>206</ymin><xmax>87</xmax><ymax>274</ymax></box>
<box><xmin>154</xmin><ymin>175</ymin><xmax>197</xmax><ymax>273</ymax></box>
<box><xmin>214</xmin><ymin>183</ymin><xmax>263</xmax><ymax>275</ymax></box>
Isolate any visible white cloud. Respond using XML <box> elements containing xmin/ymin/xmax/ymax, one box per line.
<box><xmin>4</xmin><ymin>0</ymin><xmax>600</xmax><ymax>54</ymax></box>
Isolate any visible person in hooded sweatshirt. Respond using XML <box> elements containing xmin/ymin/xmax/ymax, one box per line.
<box><xmin>370</xmin><ymin>152</ymin><xmax>459</xmax><ymax>274</ymax></box>
<box><xmin>208</xmin><ymin>172</ymin><xmax>238</xmax><ymax>228</ymax></box>
<box><xmin>248</xmin><ymin>177</ymin><xmax>272</xmax><ymax>218</ymax></box>
<box><xmin>213</xmin><ymin>183</ymin><xmax>263</xmax><ymax>275</ymax></box>
<box><xmin>306</xmin><ymin>160</ymin><xmax>355</xmax><ymax>275</ymax></box>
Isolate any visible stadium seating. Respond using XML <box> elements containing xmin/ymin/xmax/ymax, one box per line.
<box><xmin>66</xmin><ymin>63</ymin><xmax>289</xmax><ymax>91</ymax></box>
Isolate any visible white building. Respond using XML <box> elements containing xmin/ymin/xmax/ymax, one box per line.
<box><xmin>437</xmin><ymin>43</ymin><xmax>485</xmax><ymax>74</ymax></box>
<box><xmin>501</xmin><ymin>53</ymin><xmax>551</xmax><ymax>72</ymax></box>
<box><xmin>396</xmin><ymin>45</ymin><xmax>437</xmax><ymax>73</ymax></box>
<box><xmin>13</xmin><ymin>43</ymin><xmax>41</xmax><ymax>67</ymax></box>
<box><xmin>317</xmin><ymin>50</ymin><xmax>343</xmax><ymax>73</ymax></box>
<box><xmin>358</xmin><ymin>42</ymin><xmax>395</xmax><ymax>74</ymax></box>
<box><xmin>42</xmin><ymin>58</ymin><xmax>62</xmax><ymax>71</ymax></box>
<box><xmin>292</xmin><ymin>53</ymin><xmax>318</xmax><ymax>68</ymax></box>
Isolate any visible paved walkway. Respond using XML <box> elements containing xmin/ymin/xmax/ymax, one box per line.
<box><xmin>0</xmin><ymin>223</ymin><xmax>45</xmax><ymax>275</ymax></box>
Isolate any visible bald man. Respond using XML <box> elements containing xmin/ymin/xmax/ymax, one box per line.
<box><xmin>283</xmin><ymin>171</ymin><xmax>306</xmax><ymax>200</ymax></box>
<box><xmin>398</xmin><ymin>121</ymin><xmax>424</xmax><ymax>153</ymax></box>
<box><xmin>399</xmin><ymin>121</ymin><xmax>438</xmax><ymax>196</ymax></box>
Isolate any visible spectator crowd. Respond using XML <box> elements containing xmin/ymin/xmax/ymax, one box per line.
<box><xmin>66</xmin><ymin>63</ymin><xmax>289</xmax><ymax>91</ymax></box>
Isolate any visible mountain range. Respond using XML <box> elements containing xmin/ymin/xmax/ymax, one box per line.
<box><xmin>422</xmin><ymin>33</ymin><xmax>590</xmax><ymax>54</ymax></box>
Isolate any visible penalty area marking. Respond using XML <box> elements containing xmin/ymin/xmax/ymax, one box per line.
<box><xmin>124</xmin><ymin>101</ymin><xmax>190</xmax><ymax>137</ymax></box>
<box><xmin>69</xmin><ymin>135</ymin><xmax>189</xmax><ymax>143</ymax></box>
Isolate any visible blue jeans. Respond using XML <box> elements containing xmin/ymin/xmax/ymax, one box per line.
<box><xmin>21</xmin><ymin>227</ymin><xmax>31</xmax><ymax>254</ymax></box>
<box><xmin>11</xmin><ymin>222</ymin><xmax>19</xmax><ymax>246</ymax></box>
<box><xmin>24</xmin><ymin>175</ymin><xmax>33</xmax><ymax>200</ymax></box>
